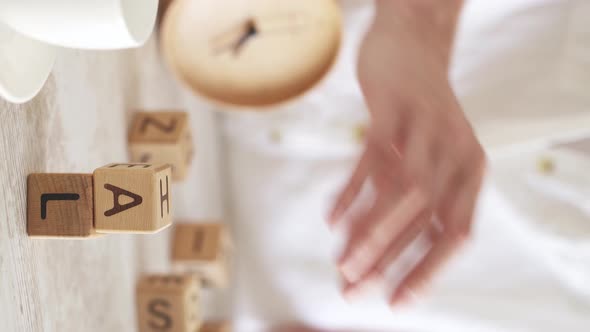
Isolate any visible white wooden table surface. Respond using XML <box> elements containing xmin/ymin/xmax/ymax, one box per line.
<box><xmin>0</xmin><ymin>36</ymin><xmax>227</xmax><ymax>332</ymax></box>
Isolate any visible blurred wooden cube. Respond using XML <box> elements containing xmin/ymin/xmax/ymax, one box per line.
<box><xmin>136</xmin><ymin>274</ymin><xmax>201</xmax><ymax>332</ymax></box>
<box><xmin>27</xmin><ymin>173</ymin><xmax>98</xmax><ymax>238</ymax></box>
<box><xmin>129</xmin><ymin>112</ymin><xmax>194</xmax><ymax>181</ymax></box>
<box><xmin>200</xmin><ymin>321</ymin><xmax>231</xmax><ymax>332</ymax></box>
<box><xmin>93</xmin><ymin>163</ymin><xmax>172</xmax><ymax>233</ymax></box>
<box><xmin>172</xmin><ymin>223</ymin><xmax>231</xmax><ymax>288</ymax></box>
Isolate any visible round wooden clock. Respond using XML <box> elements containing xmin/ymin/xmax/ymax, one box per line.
<box><xmin>161</xmin><ymin>0</ymin><xmax>342</xmax><ymax>108</ymax></box>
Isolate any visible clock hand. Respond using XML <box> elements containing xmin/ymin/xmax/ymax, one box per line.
<box><xmin>231</xmin><ymin>19</ymin><xmax>258</xmax><ymax>55</ymax></box>
<box><xmin>211</xmin><ymin>18</ymin><xmax>259</xmax><ymax>56</ymax></box>
<box><xmin>210</xmin><ymin>13</ymin><xmax>321</xmax><ymax>56</ymax></box>
<box><xmin>210</xmin><ymin>19</ymin><xmax>254</xmax><ymax>55</ymax></box>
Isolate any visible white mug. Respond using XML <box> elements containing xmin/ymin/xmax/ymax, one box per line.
<box><xmin>0</xmin><ymin>23</ymin><xmax>55</xmax><ymax>104</ymax></box>
<box><xmin>0</xmin><ymin>0</ymin><xmax>158</xmax><ymax>49</ymax></box>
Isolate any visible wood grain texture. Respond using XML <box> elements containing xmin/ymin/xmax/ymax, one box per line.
<box><xmin>200</xmin><ymin>321</ymin><xmax>231</xmax><ymax>332</ymax></box>
<box><xmin>129</xmin><ymin>111</ymin><xmax>194</xmax><ymax>181</ymax></box>
<box><xmin>93</xmin><ymin>163</ymin><xmax>173</xmax><ymax>233</ymax></box>
<box><xmin>27</xmin><ymin>173</ymin><xmax>96</xmax><ymax>238</ymax></box>
<box><xmin>136</xmin><ymin>274</ymin><xmax>202</xmax><ymax>332</ymax></box>
<box><xmin>0</xmin><ymin>35</ymin><xmax>228</xmax><ymax>332</ymax></box>
<box><xmin>172</xmin><ymin>223</ymin><xmax>230</xmax><ymax>288</ymax></box>
<box><xmin>129</xmin><ymin>111</ymin><xmax>189</xmax><ymax>143</ymax></box>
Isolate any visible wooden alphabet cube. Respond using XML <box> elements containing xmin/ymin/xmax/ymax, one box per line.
<box><xmin>129</xmin><ymin>112</ymin><xmax>194</xmax><ymax>181</ymax></box>
<box><xmin>137</xmin><ymin>274</ymin><xmax>201</xmax><ymax>332</ymax></box>
<box><xmin>93</xmin><ymin>163</ymin><xmax>173</xmax><ymax>233</ymax></box>
<box><xmin>27</xmin><ymin>173</ymin><xmax>97</xmax><ymax>238</ymax></box>
<box><xmin>172</xmin><ymin>223</ymin><xmax>231</xmax><ymax>288</ymax></box>
<box><xmin>200</xmin><ymin>321</ymin><xmax>231</xmax><ymax>332</ymax></box>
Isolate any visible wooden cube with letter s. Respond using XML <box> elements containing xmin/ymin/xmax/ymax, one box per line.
<box><xmin>93</xmin><ymin>163</ymin><xmax>173</xmax><ymax>233</ymax></box>
<box><xmin>172</xmin><ymin>223</ymin><xmax>232</xmax><ymax>288</ymax></box>
<box><xmin>129</xmin><ymin>111</ymin><xmax>194</xmax><ymax>181</ymax></box>
<box><xmin>136</xmin><ymin>274</ymin><xmax>201</xmax><ymax>332</ymax></box>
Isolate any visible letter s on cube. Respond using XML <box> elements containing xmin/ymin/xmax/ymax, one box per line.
<box><xmin>136</xmin><ymin>274</ymin><xmax>201</xmax><ymax>332</ymax></box>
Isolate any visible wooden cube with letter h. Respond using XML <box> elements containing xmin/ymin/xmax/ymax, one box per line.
<box><xmin>27</xmin><ymin>173</ymin><xmax>98</xmax><ymax>238</ymax></box>
<box><xmin>129</xmin><ymin>112</ymin><xmax>194</xmax><ymax>181</ymax></box>
<box><xmin>94</xmin><ymin>163</ymin><xmax>172</xmax><ymax>233</ymax></box>
<box><xmin>137</xmin><ymin>274</ymin><xmax>201</xmax><ymax>332</ymax></box>
<box><xmin>172</xmin><ymin>223</ymin><xmax>231</xmax><ymax>288</ymax></box>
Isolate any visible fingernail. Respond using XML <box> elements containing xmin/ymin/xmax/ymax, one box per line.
<box><xmin>344</xmin><ymin>275</ymin><xmax>378</xmax><ymax>301</ymax></box>
<box><xmin>328</xmin><ymin>219</ymin><xmax>339</xmax><ymax>231</ymax></box>
<box><xmin>390</xmin><ymin>289</ymin><xmax>411</xmax><ymax>307</ymax></box>
<box><xmin>365</xmin><ymin>272</ymin><xmax>382</xmax><ymax>288</ymax></box>
<box><xmin>327</xmin><ymin>213</ymin><xmax>335</xmax><ymax>223</ymax></box>
<box><xmin>340</xmin><ymin>277</ymin><xmax>355</xmax><ymax>301</ymax></box>
<box><xmin>339</xmin><ymin>264</ymin><xmax>352</xmax><ymax>282</ymax></box>
<box><xmin>327</xmin><ymin>218</ymin><xmax>339</xmax><ymax>230</ymax></box>
<box><xmin>340</xmin><ymin>263</ymin><xmax>361</xmax><ymax>284</ymax></box>
<box><xmin>329</xmin><ymin>206</ymin><xmax>341</xmax><ymax>221</ymax></box>
<box><xmin>342</xmin><ymin>285</ymin><xmax>357</xmax><ymax>301</ymax></box>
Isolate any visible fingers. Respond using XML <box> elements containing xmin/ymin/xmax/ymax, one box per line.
<box><xmin>329</xmin><ymin>149</ymin><xmax>371</xmax><ymax>225</ymax></box>
<box><xmin>342</xmin><ymin>209</ymin><xmax>432</xmax><ymax>297</ymax></box>
<box><xmin>329</xmin><ymin>137</ymin><xmax>405</xmax><ymax>226</ymax></box>
<box><xmin>440</xmin><ymin>175</ymin><xmax>481</xmax><ymax>237</ymax></box>
<box><xmin>337</xmin><ymin>200</ymin><xmax>389</xmax><ymax>274</ymax></box>
<box><xmin>436</xmin><ymin>147</ymin><xmax>486</xmax><ymax>236</ymax></box>
<box><xmin>338</xmin><ymin>189</ymin><xmax>426</xmax><ymax>285</ymax></box>
<box><xmin>389</xmin><ymin>232</ymin><xmax>465</xmax><ymax>306</ymax></box>
<box><xmin>332</xmin><ymin>95</ymin><xmax>485</xmax><ymax>306</ymax></box>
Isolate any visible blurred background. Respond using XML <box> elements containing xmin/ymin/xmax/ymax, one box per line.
<box><xmin>0</xmin><ymin>0</ymin><xmax>589</xmax><ymax>331</ymax></box>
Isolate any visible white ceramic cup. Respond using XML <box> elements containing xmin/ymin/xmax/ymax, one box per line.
<box><xmin>0</xmin><ymin>0</ymin><xmax>158</xmax><ymax>49</ymax></box>
<box><xmin>0</xmin><ymin>22</ymin><xmax>55</xmax><ymax>104</ymax></box>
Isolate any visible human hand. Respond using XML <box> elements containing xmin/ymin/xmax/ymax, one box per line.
<box><xmin>329</xmin><ymin>1</ymin><xmax>485</xmax><ymax>306</ymax></box>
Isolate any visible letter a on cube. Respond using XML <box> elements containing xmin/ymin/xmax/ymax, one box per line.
<box><xmin>93</xmin><ymin>163</ymin><xmax>172</xmax><ymax>233</ymax></box>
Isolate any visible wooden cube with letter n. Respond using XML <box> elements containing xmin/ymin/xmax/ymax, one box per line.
<box><xmin>129</xmin><ymin>111</ymin><xmax>194</xmax><ymax>181</ymax></box>
<box><xmin>136</xmin><ymin>274</ymin><xmax>201</xmax><ymax>332</ymax></box>
<box><xmin>27</xmin><ymin>173</ymin><xmax>98</xmax><ymax>238</ymax></box>
<box><xmin>94</xmin><ymin>163</ymin><xmax>172</xmax><ymax>233</ymax></box>
<box><xmin>172</xmin><ymin>223</ymin><xmax>231</xmax><ymax>288</ymax></box>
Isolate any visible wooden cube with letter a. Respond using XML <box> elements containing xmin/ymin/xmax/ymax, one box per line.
<box><xmin>93</xmin><ymin>163</ymin><xmax>172</xmax><ymax>233</ymax></box>
<box><xmin>27</xmin><ymin>173</ymin><xmax>97</xmax><ymax>238</ymax></box>
<box><xmin>137</xmin><ymin>274</ymin><xmax>201</xmax><ymax>332</ymax></box>
<box><xmin>129</xmin><ymin>112</ymin><xmax>194</xmax><ymax>181</ymax></box>
<box><xmin>172</xmin><ymin>223</ymin><xmax>231</xmax><ymax>288</ymax></box>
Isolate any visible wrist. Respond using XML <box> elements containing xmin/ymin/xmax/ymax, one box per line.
<box><xmin>375</xmin><ymin>0</ymin><xmax>463</xmax><ymax>16</ymax></box>
<box><xmin>373</xmin><ymin>0</ymin><xmax>463</xmax><ymax>67</ymax></box>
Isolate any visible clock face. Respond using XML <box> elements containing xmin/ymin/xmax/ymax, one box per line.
<box><xmin>161</xmin><ymin>0</ymin><xmax>342</xmax><ymax>108</ymax></box>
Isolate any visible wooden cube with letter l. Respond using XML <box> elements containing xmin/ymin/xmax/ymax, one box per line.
<box><xmin>93</xmin><ymin>163</ymin><xmax>172</xmax><ymax>233</ymax></box>
<box><xmin>136</xmin><ymin>274</ymin><xmax>201</xmax><ymax>332</ymax></box>
<box><xmin>172</xmin><ymin>223</ymin><xmax>231</xmax><ymax>288</ymax></box>
<box><xmin>27</xmin><ymin>173</ymin><xmax>98</xmax><ymax>238</ymax></box>
<box><xmin>129</xmin><ymin>111</ymin><xmax>194</xmax><ymax>181</ymax></box>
